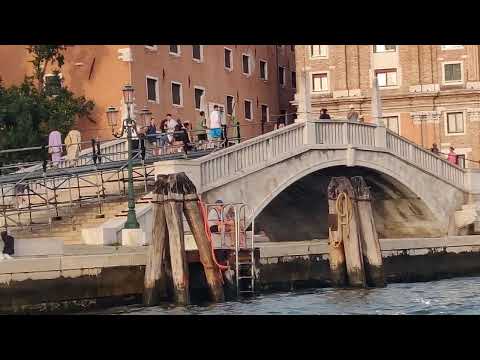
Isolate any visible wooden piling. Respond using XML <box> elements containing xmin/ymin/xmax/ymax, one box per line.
<box><xmin>143</xmin><ymin>175</ymin><xmax>169</xmax><ymax>306</ymax></box>
<box><xmin>351</xmin><ymin>176</ymin><xmax>385</xmax><ymax>287</ymax></box>
<box><xmin>177</xmin><ymin>173</ymin><xmax>225</xmax><ymax>303</ymax></box>
<box><xmin>327</xmin><ymin>179</ymin><xmax>347</xmax><ymax>286</ymax></box>
<box><xmin>328</xmin><ymin>177</ymin><xmax>366</xmax><ymax>288</ymax></box>
<box><xmin>164</xmin><ymin>173</ymin><xmax>190</xmax><ymax>305</ymax></box>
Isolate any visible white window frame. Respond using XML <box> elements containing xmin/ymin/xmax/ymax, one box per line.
<box><xmin>192</xmin><ymin>45</ymin><xmax>204</xmax><ymax>63</ymax></box>
<box><xmin>310</xmin><ymin>71</ymin><xmax>329</xmax><ymax>93</ymax></box>
<box><xmin>44</xmin><ymin>72</ymin><xmax>63</xmax><ymax>83</ymax></box>
<box><xmin>261</xmin><ymin>104</ymin><xmax>270</xmax><ymax>123</ymax></box>
<box><xmin>171</xmin><ymin>81</ymin><xmax>183</xmax><ymax>107</ymax></box>
<box><xmin>193</xmin><ymin>86</ymin><xmax>206</xmax><ymax>111</ymax></box>
<box><xmin>375</xmin><ymin>69</ymin><xmax>398</xmax><ymax>88</ymax></box>
<box><xmin>310</xmin><ymin>45</ymin><xmax>328</xmax><ymax>59</ymax></box>
<box><xmin>444</xmin><ymin>110</ymin><xmax>466</xmax><ymax>136</ymax></box>
<box><xmin>291</xmin><ymin>71</ymin><xmax>297</xmax><ymax>89</ymax></box>
<box><xmin>373</xmin><ymin>45</ymin><xmax>396</xmax><ymax>53</ymax></box>
<box><xmin>146</xmin><ymin>75</ymin><xmax>159</xmax><ymax>104</ymax></box>
<box><xmin>441</xmin><ymin>45</ymin><xmax>464</xmax><ymax>50</ymax></box>
<box><xmin>244</xmin><ymin>99</ymin><xmax>253</xmax><ymax>121</ymax></box>
<box><xmin>442</xmin><ymin>61</ymin><xmax>464</xmax><ymax>85</ymax></box>
<box><xmin>169</xmin><ymin>45</ymin><xmax>181</xmax><ymax>56</ymax></box>
<box><xmin>242</xmin><ymin>53</ymin><xmax>251</xmax><ymax>76</ymax></box>
<box><xmin>145</xmin><ymin>45</ymin><xmax>158</xmax><ymax>51</ymax></box>
<box><xmin>278</xmin><ymin>66</ymin><xmax>286</xmax><ymax>87</ymax></box>
<box><xmin>259</xmin><ymin>59</ymin><xmax>268</xmax><ymax>80</ymax></box>
<box><xmin>381</xmin><ymin>114</ymin><xmax>401</xmax><ymax>135</ymax></box>
<box><xmin>224</xmin><ymin>47</ymin><xmax>233</xmax><ymax>71</ymax></box>
<box><xmin>225</xmin><ymin>95</ymin><xmax>235</xmax><ymax>117</ymax></box>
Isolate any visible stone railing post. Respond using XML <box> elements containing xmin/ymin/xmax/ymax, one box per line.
<box><xmin>374</xmin><ymin>124</ymin><xmax>387</xmax><ymax>149</ymax></box>
<box><xmin>342</xmin><ymin>122</ymin><xmax>349</xmax><ymax>145</ymax></box>
<box><xmin>304</xmin><ymin>120</ymin><xmax>316</xmax><ymax>145</ymax></box>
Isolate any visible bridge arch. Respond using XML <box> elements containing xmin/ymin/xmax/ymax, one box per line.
<box><xmin>202</xmin><ymin>148</ymin><xmax>465</xmax><ymax>240</ymax></box>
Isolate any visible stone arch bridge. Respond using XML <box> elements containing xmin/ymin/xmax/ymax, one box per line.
<box><xmin>155</xmin><ymin>120</ymin><xmax>480</xmax><ymax>241</ymax></box>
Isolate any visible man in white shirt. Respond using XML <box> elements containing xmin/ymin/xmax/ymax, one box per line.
<box><xmin>165</xmin><ymin>113</ymin><xmax>178</xmax><ymax>143</ymax></box>
<box><xmin>209</xmin><ymin>105</ymin><xmax>222</xmax><ymax>140</ymax></box>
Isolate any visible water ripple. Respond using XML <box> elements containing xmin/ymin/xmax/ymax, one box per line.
<box><xmin>97</xmin><ymin>276</ymin><xmax>480</xmax><ymax>315</ymax></box>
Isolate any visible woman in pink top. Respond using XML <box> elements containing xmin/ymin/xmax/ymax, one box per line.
<box><xmin>447</xmin><ymin>147</ymin><xmax>458</xmax><ymax>165</ymax></box>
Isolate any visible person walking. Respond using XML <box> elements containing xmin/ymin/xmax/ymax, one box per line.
<box><xmin>430</xmin><ymin>143</ymin><xmax>440</xmax><ymax>155</ymax></box>
<box><xmin>48</xmin><ymin>129</ymin><xmax>63</xmax><ymax>166</ymax></box>
<box><xmin>319</xmin><ymin>108</ymin><xmax>331</xmax><ymax>120</ymax></box>
<box><xmin>346</xmin><ymin>105</ymin><xmax>359</xmax><ymax>122</ymax></box>
<box><xmin>145</xmin><ymin>117</ymin><xmax>157</xmax><ymax>144</ymax></box>
<box><xmin>64</xmin><ymin>128</ymin><xmax>82</xmax><ymax>162</ymax></box>
<box><xmin>195</xmin><ymin>111</ymin><xmax>208</xmax><ymax>143</ymax></box>
<box><xmin>447</xmin><ymin>147</ymin><xmax>458</xmax><ymax>165</ymax></box>
<box><xmin>0</xmin><ymin>230</ymin><xmax>14</xmax><ymax>260</ymax></box>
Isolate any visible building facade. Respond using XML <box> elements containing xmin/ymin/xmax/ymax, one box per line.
<box><xmin>293</xmin><ymin>45</ymin><xmax>480</xmax><ymax>167</ymax></box>
<box><xmin>0</xmin><ymin>45</ymin><xmax>296</xmax><ymax>145</ymax></box>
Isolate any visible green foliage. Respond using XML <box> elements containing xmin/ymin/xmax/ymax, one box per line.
<box><xmin>27</xmin><ymin>45</ymin><xmax>66</xmax><ymax>91</ymax></box>
<box><xmin>0</xmin><ymin>46</ymin><xmax>94</xmax><ymax>164</ymax></box>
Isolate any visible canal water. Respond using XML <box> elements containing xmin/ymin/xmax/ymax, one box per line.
<box><xmin>98</xmin><ymin>276</ymin><xmax>480</xmax><ymax>315</ymax></box>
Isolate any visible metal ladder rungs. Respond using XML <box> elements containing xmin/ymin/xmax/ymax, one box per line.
<box><xmin>238</xmin><ymin>276</ymin><xmax>253</xmax><ymax>279</ymax></box>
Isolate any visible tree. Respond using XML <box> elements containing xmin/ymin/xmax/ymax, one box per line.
<box><xmin>0</xmin><ymin>46</ymin><xmax>94</xmax><ymax>164</ymax></box>
<box><xmin>27</xmin><ymin>45</ymin><xmax>66</xmax><ymax>91</ymax></box>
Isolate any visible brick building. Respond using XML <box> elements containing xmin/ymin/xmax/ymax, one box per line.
<box><xmin>0</xmin><ymin>45</ymin><xmax>296</xmax><ymax>145</ymax></box>
<box><xmin>293</xmin><ymin>45</ymin><xmax>480</xmax><ymax>167</ymax></box>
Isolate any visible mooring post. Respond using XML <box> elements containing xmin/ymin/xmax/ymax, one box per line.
<box><xmin>329</xmin><ymin>177</ymin><xmax>366</xmax><ymax>288</ymax></box>
<box><xmin>177</xmin><ymin>172</ymin><xmax>225</xmax><ymax>303</ymax></box>
<box><xmin>327</xmin><ymin>178</ymin><xmax>348</xmax><ymax>287</ymax></box>
<box><xmin>351</xmin><ymin>176</ymin><xmax>385</xmax><ymax>287</ymax></box>
<box><xmin>164</xmin><ymin>173</ymin><xmax>190</xmax><ymax>305</ymax></box>
<box><xmin>143</xmin><ymin>175</ymin><xmax>169</xmax><ymax>306</ymax></box>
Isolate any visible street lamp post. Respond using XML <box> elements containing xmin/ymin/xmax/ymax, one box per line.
<box><xmin>106</xmin><ymin>85</ymin><xmax>152</xmax><ymax>230</ymax></box>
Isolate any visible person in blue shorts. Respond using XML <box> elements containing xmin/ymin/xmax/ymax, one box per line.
<box><xmin>209</xmin><ymin>105</ymin><xmax>223</xmax><ymax>140</ymax></box>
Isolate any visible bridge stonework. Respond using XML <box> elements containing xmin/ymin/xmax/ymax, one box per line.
<box><xmin>155</xmin><ymin>120</ymin><xmax>480</xmax><ymax>239</ymax></box>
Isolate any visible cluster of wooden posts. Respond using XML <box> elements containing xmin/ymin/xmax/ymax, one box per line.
<box><xmin>143</xmin><ymin>172</ymin><xmax>225</xmax><ymax>306</ymax></box>
<box><xmin>327</xmin><ymin>176</ymin><xmax>385</xmax><ymax>288</ymax></box>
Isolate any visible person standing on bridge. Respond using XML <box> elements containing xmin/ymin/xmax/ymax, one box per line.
<box><xmin>209</xmin><ymin>105</ymin><xmax>223</xmax><ymax>143</ymax></box>
<box><xmin>347</xmin><ymin>105</ymin><xmax>359</xmax><ymax>122</ymax></box>
<box><xmin>448</xmin><ymin>147</ymin><xmax>458</xmax><ymax>165</ymax></box>
<box><xmin>319</xmin><ymin>108</ymin><xmax>331</xmax><ymax>120</ymax></box>
<box><xmin>430</xmin><ymin>143</ymin><xmax>440</xmax><ymax>155</ymax></box>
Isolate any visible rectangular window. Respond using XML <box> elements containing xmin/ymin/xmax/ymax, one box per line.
<box><xmin>290</xmin><ymin>45</ymin><xmax>295</xmax><ymax>51</ymax></box>
<box><xmin>146</xmin><ymin>76</ymin><xmax>158</xmax><ymax>103</ymax></box>
<box><xmin>242</xmin><ymin>54</ymin><xmax>250</xmax><ymax>75</ymax></box>
<box><xmin>444</xmin><ymin>63</ymin><xmax>462</xmax><ymax>83</ymax></box>
<box><xmin>192</xmin><ymin>45</ymin><xmax>203</xmax><ymax>61</ymax></box>
<box><xmin>310</xmin><ymin>45</ymin><xmax>328</xmax><ymax>58</ymax></box>
<box><xmin>312</xmin><ymin>73</ymin><xmax>328</xmax><ymax>92</ymax></box>
<box><xmin>226</xmin><ymin>95</ymin><xmax>234</xmax><ymax>116</ymax></box>
<box><xmin>194</xmin><ymin>87</ymin><xmax>205</xmax><ymax>111</ymax></box>
<box><xmin>441</xmin><ymin>45</ymin><xmax>464</xmax><ymax>50</ymax></box>
<box><xmin>260</xmin><ymin>60</ymin><xmax>268</xmax><ymax>80</ymax></box>
<box><xmin>261</xmin><ymin>105</ymin><xmax>269</xmax><ymax>123</ymax></box>
<box><xmin>376</xmin><ymin>69</ymin><xmax>397</xmax><ymax>87</ymax></box>
<box><xmin>382</xmin><ymin>116</ymin><xmax>399</xmax><ymax>134</ymax></box>
<box><xmin>224</xmin><ymin>48</ymin><xmax>232</xmax><ymax>70</ymax></box>
<box><xmin>447</xmin><ymin>112</ymin><xmax>464</xmax><ymax>134</ymax></box>
<box><xmin>292</xmin><ymin>71</ymin><xmax>297</xmax><ymax>89</ymax></box>
<box><xmin>279</xmin><ymin>66</ymin><xmax>285</xmax><ymax>86</ymax></box>
<box><xmin>169</xmin><ymin>45</ymin><xmax>180</xmax><ymax>55</ymax></box>
<box><xmin>373</xmin><ymin>45</ymin><xmax>396</xmax><ymax>53</ymax></box>
<box><xmin>244</xmin><ymin>100</ymin><xmax>252</xmax><ymax>120</ymax></box>
<box><xmin>171</xmin><ymin>82</ymin><xmax>183</xmax><ymax>106</ymax></box>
